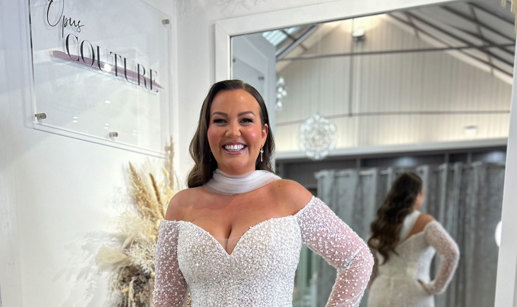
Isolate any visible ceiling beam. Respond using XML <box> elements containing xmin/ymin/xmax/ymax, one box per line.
<box><xmin>280</xmin><ymin>29</ymin><xmax>298</xmax><ymax>42</ymax></box>
<box><xmin>277</xmin><ymin>25</ymin><xmax>318</xmax><ymax>60</ymax></box>
<box><xmin>436</xmin><ymin>5</ymin><xmax>515</xmax><ymax>64</ymax></box>
<box><xmin>278</xmin><ymin>43</ymin><xmax>514</xmax><ymax>61</ymax></box>
<box><xmin>405</xmin><ymin>12</ymin><xmax>514</xmax><ymax>68</ymax></box>
<box><xmin>441</xmin><ymin>5</ymin><xmax>515</xmax><ymax>42</ymax></box>
<box><xmin>469</xmin><ymin>2</ymin><xmax>515</xmax><ymax>26</ymax></box>
<box><xmin>456</xmin><ymin>27</ymin><xmax>514</xmax><ymax>60</ymax></box>
<box><xmin>388</xmin><ymin>13</ymin><xmax>512</xmax><ymax>77</ymax></box>
<box><xmin>470</xmin><ymin>4</ymin><xmax>494</xmax><ymax>73</ymax></box>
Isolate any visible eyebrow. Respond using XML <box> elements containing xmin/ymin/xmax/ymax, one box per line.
<box><xmin>211</xmin><ymin>111</ymin><xmax>256</xmax><ymax>117</ymax></box>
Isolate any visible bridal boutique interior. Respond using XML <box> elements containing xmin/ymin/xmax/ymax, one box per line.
<box><xmin>1</xmin><ymin>0</ymin><xmax>517</xmax><ymax>306</ymax></box>
<box><xmin>232</xmin><ymin>2</ymin><xmax>512</xmax><ymax>306</ymax></box>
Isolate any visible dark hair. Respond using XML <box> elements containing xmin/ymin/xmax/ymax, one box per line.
<box><xmin>187</xmin><ymin>80</ymin><xmax>275</xmax><ymax>188</ymax></box>
<box><xmin>367</xmin><ymin>172</ymin><xmax>423</xmax><ymax>263</ymax></box>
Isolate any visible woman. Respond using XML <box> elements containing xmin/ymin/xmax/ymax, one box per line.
<box><xmin>367</xmin><ymin>172</ymin><xmax>460</xmax><ymax>307</ymax></box>
<box><xmin>153</xmin><ymin>80</ymin><xmax>374</xmax><ymax>306</ymax></box>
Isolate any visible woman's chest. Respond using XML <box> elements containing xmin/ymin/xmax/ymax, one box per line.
<box><xmin>176</xmin><ymin>217</ymin><xmax>302</xmax><ymax>282</ymax></box>
<box><xmin>183</xmin><ymin>191</ymin><xmax>293</xmax><ymax>248</ymax></box>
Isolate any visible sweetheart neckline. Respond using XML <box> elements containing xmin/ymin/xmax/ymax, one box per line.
<box><xmin>162</xmin><ymin>196</ymin><xmax>316</xmax><ymax>255</ymax></box>
<box><xmin>179</xmin><ymin>215</ymin><xmax>299</xmax><ymax>256</ymax></box>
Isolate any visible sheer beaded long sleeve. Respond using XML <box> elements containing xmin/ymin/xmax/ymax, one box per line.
<box><xmin>421</xmin><ymin>221</ymin><xmax>460</xmax><ymax>295</ymax></box>
<box><xmin>296</xmin><ymin>197</ymin><xmax>374</xmax><ymax>307</ymax></box>
<box><xmin>153</xmin><ymin>221</ymin><xmax>188</xmax><ymax>307</ymax></box>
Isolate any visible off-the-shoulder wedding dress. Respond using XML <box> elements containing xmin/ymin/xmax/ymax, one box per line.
<box><xmin>153</xmin><ymin>171</ymin><xmax>374</xmax><ymax>307</ymax></box>
<box><xmin>367</xmin><ymin>210</ymin><xmax>460</xmax><ymax>307</ymax></box>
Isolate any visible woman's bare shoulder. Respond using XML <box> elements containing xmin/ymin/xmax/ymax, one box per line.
<box><xmin>418</xmin><ymin>213</ymin><xmax>436</xmax><ymax>224</ymax></box>
<box><xmin>413</xmin><ymin>213</ymin><xmax>436</xmax><ymax>232</ymax></box>
<box><xmin>269</xmin><ymin>179</ymin><xmax>313</xmax><ymax>214</ymax></box>
<box><xmin>165</xmin><ymin>187</ymin><xmax>204</xmax><ymax>221</ymax></box>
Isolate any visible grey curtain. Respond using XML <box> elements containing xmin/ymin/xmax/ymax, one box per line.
<box><xmin>293</xmin><ymin>162</ymin><xmax>504</xmax><ymax>307</ymax></box>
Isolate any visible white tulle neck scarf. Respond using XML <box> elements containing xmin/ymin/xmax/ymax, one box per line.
<box><xmin>204</xmin><ymin>169</ymin><xmax>281</xmax><ymax>195</ymax></box>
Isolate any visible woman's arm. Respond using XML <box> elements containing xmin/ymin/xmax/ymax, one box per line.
<box><xmin>420</xmin><ymin>221</ymin><xmax>460</xmax><ymax>295</ymax></box>
<box><xmin>153</xmin><ymin>221</ymin><xmax>188</xmax><ymax>307</ymax></box>
<box><xmin>367</xmin><ymin>247</ymin><xmax>379</xmax><ymax>288</ymax></box>
<box><xmin>296</xmin><ymin>197</ymin><xmax>374</xmax><ymax>307</ymax></box>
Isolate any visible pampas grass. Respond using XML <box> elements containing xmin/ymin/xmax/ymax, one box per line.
<box><xmin>98</xmin><ymin>139</ymin><xmax>176</xmax><ymax>307</ymax></box>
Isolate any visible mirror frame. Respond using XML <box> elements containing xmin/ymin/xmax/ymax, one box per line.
<box><xmin>214</xmin><ymin>0</ymin><xmax>517</xmax><ymax>306</ymax></box>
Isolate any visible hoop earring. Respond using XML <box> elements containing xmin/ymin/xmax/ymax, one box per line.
<box><xmin>260</xmin><ymin>147</ymin><xmax>264</xmax><ymax>163</ymax></box>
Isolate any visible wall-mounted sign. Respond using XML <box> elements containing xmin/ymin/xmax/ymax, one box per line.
<box><xmin>29</xmin><ymin>0</ymin><xmax>171</xmax><ymax>155</ymax></box>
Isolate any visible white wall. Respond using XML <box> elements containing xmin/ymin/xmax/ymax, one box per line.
<box><xmin>275</xmin><ymin>15</ymin><xmax>511</xmax><ymax>151</ymax></box>
<box><xmin>174</xmin><ymin>1</ymin><xmax>211</xmax><ymax>183</ymax></box>
<box><xmin>0</xmin><ymin>0</ymin><xmax>177</xmax><ymax>306</ymax></box>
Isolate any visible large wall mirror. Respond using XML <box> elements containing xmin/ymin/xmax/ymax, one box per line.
<box><xmin>220</xmin><ymin>1</ymin><xmax>514</xmax><ymax>306</ymax></box>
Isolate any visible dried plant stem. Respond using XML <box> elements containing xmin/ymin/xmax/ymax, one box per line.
<box><xmin>150</xmin><ymin>173</ymin><xmax>161</xmax><ymax>204</ymax></box>
<box><xmin>99</xmin><ymin>140</ymin><xmax>176</xmax><ymax>306</ymax></box>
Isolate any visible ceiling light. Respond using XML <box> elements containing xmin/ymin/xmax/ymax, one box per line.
<box><xmin>352</xmin><ymin>28</ymin><xmax>365</xmax><ymax>41</ymax></box>
<box><xmin>464</xmin><ymin>125</ymin><xmax>477</xmax><ymax>138</ymax></box>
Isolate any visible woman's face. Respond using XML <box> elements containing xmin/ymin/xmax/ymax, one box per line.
<box><xmin>207</xmin><ymin>89</ymin><xmax>268</xmax><ymax>175</ymax></box>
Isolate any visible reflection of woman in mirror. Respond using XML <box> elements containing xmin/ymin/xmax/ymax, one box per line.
<box><xmin>153</xmin><ymin>80</ymin><xmax>374</xmax><ymax>306</ymax></box>
<box><xmin>367</xmin><ymin>172</ymin><xmax>460</xmax><ymax>307</ymax></box>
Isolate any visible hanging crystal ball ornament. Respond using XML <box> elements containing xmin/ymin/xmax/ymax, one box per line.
<box><xmin>299</xmin><ymin>113</ymin><xmax>336</xmax><ymax>160</ymax></box>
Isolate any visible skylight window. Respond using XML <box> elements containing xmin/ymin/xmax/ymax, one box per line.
<box><xmin>262</xmin><ymin>26</ymin><xmax>303</xmax><ymax>47</ymax></box>
<box><xmin>262</xmin><ymin>30</ymin><xmax>287</xmax><ymax>46</ymax></box>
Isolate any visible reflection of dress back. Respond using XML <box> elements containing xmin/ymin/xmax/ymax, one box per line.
<box><xmin>377</xmin><ymin>211</ymin><xmax>436</xmax><ymax>281</ymax></box>
<box><xmin>368</xmin><ymin>211</ymin><xmax>437</xmax><ymax>307</ymax></box>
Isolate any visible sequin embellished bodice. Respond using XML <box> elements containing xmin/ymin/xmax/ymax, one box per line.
<box><xmin>154</xmin><ymin>197</ymin><xmax>374</xmax><ymax>307</ymax></box>
<box><xmin>178</xmin><ymin>217</ymin><xmax>301</xmax><ymax>306</ymax></box>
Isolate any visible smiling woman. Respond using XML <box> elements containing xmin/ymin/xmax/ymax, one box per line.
<box><xmin>207</xmin><ymin>89</ymin><xmax>268</xmax><ymax>175</ymax></box>
<box><xmin>152</xmin><ymin>79</ymin><xmax>375</xmax><ymax>307</ymax></box>
<box><xmin>187</xmin><ymin>80</ymin><xmax>275</xmax><ymax>187</ymax></box>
